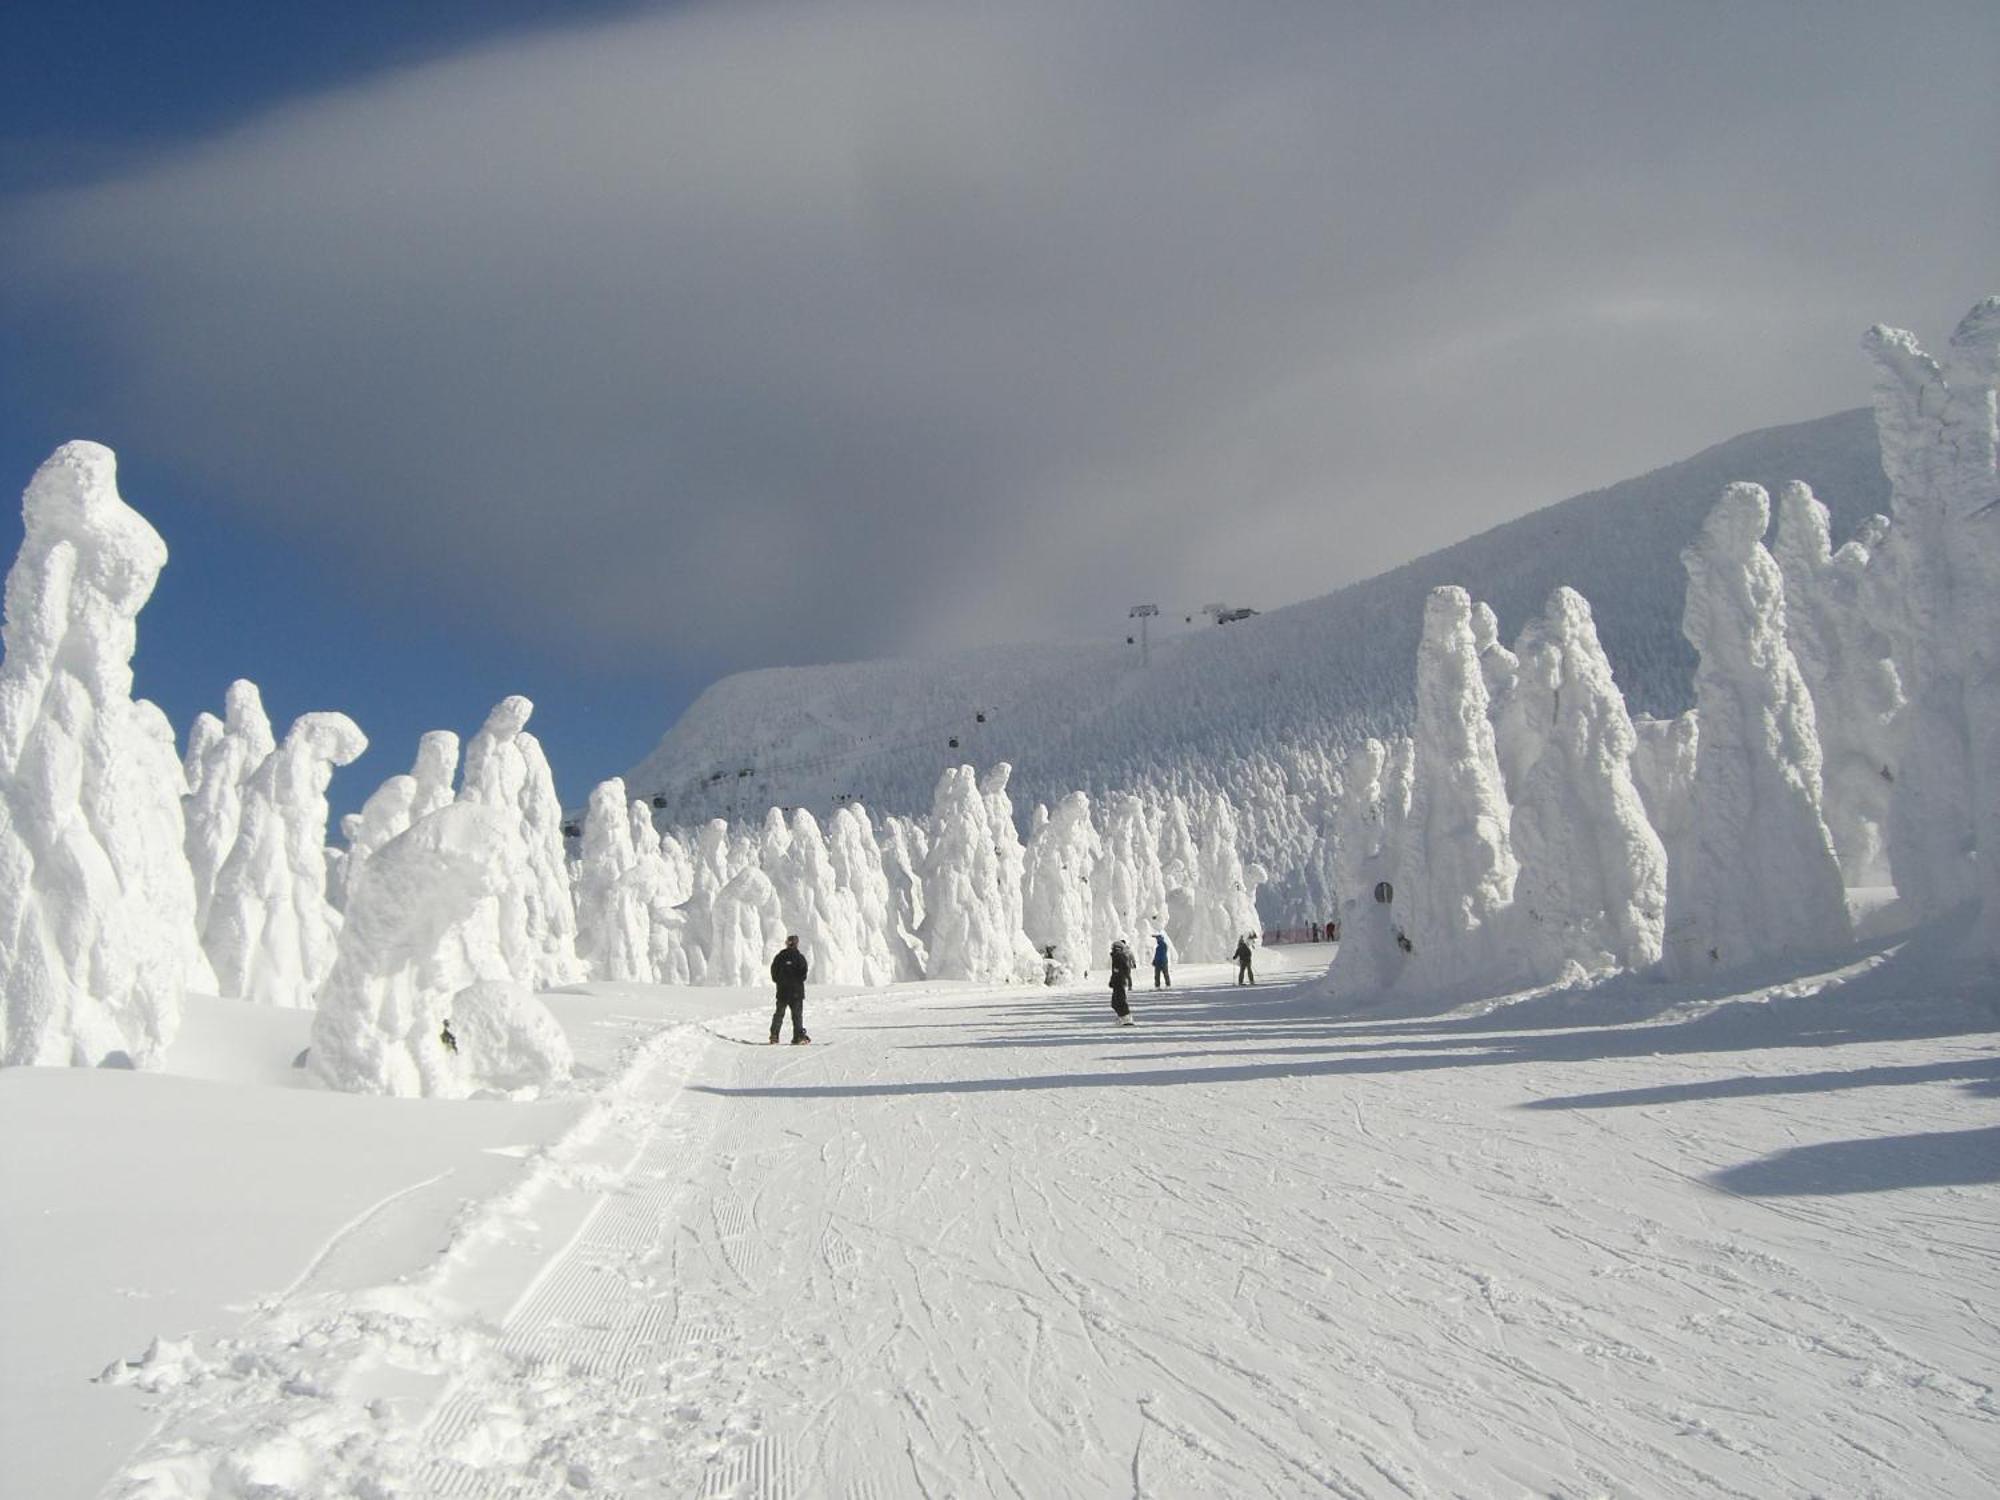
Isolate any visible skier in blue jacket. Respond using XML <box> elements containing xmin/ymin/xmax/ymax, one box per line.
<box><xmin>1151</xmin><ymin>932</ymin><xmax>1171</xmax><ymax>987</ymax></box>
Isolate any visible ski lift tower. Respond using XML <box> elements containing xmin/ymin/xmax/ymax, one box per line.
<box><xmin>1129</xmin><ymin>603</ymin><xmax>1160</xmax><ymax>667</ymax></box>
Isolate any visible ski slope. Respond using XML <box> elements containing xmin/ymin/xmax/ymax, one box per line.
<box><xmin>626</xmin><ymin>409</ymin><xmax>1890</xmax><ymax>920</ymax></box>
<box><xmin>12</xmin><ymin>937</ymin><xmax>1995</xmax><ymax>1498</ymax></box>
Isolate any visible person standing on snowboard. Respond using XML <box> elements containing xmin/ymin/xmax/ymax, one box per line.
<box><xmin>1109</xmin><ymin>939</ymin><xmax>1136</xmax><ymax>1024</ymax></box>
<box><xmin>770</xmin><ymin>935</ymin><xmax>811</xmax><ymax>1044</ymax></box>
<box><xmin>1233</xmin><ymin>933</ymin><xmax>1256</xmax><ymax>986</ymax></box>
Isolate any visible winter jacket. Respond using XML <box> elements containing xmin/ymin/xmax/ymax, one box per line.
<box><xmin>1232</xmin><ymin>938</ymin><xmax>1253</xmax><ymax>963</ymax></box>
<box><xmin>1152</xmin><ymin>936</ymin><xmax>1169</xmax><ymax>966</ymax></box>
<box><xmin>1109</xmin><ymin>944</ymin><xmax>1134</xmax><ymax>989</ymax></box>
<box><xmin>771</xmin><ymin>946</ymin><xmax>809</xmax><ymax>1001</ymax></box>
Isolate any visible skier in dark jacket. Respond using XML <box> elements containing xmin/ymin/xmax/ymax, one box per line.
<box><xmin>1151</xmin><ymin>932</ymin><xmax>1171</xmax><ymax>988</ymax></box>
<box><xmin>1109</xmin><ymin>940</ymin><xmax>1135</xmax><ymax>1024</ymax></box>
<box><xmin>1233</xmin><ymin>934</ymin><xmax>1256</xmax><ymax>986</ymax></box>
<box><xmin>769</xmin><ymin>935</ymin><xmax>811</xmax><ymax>1044</ymax></box>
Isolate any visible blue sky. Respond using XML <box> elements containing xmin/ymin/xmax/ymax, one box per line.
<box><xmin>1</xmin><ymin>1</ymin><xmax>703</xmax><ymax>816</ymax></box>
<box><xmin>2</xmin><ymin>1</ymin><xmax>1994</xmax><ymax>820</ymax></box>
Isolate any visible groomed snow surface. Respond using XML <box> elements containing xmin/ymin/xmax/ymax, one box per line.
<box><xmin>5</xmin><ymin>939</ymin><xmax>1994</xmax><ymax>1499</ymax></box>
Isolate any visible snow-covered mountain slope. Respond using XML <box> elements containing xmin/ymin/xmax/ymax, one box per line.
<box><xmin>629</xmin><ymin>408</ymin><xmax>1889</xmax><ymax>916</ymax></box>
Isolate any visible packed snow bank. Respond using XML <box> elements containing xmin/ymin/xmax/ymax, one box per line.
<box><xmin>0</xmin><ymin>442</ymin><xmax>209</xmax><ymax>1068</ymax></box>
<box><xmin>36</xmin><ymin>942</ymin><xmax>1997</xmax><ymax>1500</ymax></box>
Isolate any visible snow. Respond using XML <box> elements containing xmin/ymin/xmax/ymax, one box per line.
<box><xmin>203</xmin><ymin>711</ymin><xmax>367</xmax><ymax>1008</ymax></box>
<box><xmin>1504</xmin><ymin>586</ymin><xmax>1667</xmax><ymax>979</ymax></box>
<box><xmin>311</xmin><ymin>803</ymin><xmax>571</xmax><ymax>1099</ymax></box>
<box><xmin>1663</xmin><ymin>483</ymin><xmax>1850</xmax><ymax>977</ymax></box>
<box><xmin>1864</xmin><ymin>299</ymin><xmax>2000</xmax><ymax>955</ymax></box>
<box><xmin>625</xmin><ymin>409</ymin><xmax>1893</xmax><ymax>921</ymax></box>
<box><xmin>458</xmin><ymin>697</ymin><xmax>584</xmax><ymax>990</ymax></box>
<box><xmin>5</xmin><ymin>302</ymin><xmax>1999</xmax><ymax>1497</ymax></box>
<box><xmin>6</xmin><ymin>942</ymin><xmax>1995</xmax><ymax>1497</ymax></box>
<box><xmin>0</xmin><ymin>442</ymin><xmax>209</xmax><ymax>1067</ymax></box>
<box><xmin>1395</xmin><ymin>586</ymin><xmax>1520</xmax><ymax>995</ymax></box>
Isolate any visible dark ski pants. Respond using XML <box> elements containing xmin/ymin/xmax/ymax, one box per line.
<box><xmin>770</xmin><ymin>996</ymin><xmax>805</xmax><ymax>1042</ymax></box>
<box><xmin>1110</xmin><ymin>984</ymin><xmax>1131</xmax><ymax>1019</ymax></box>
<box><xmin>1236</xmin><ymin>960</ymin><xmax>1255</xmax><ymax>985</ymax></box>
<box><xmin>1153</xmin><ymin>961</ymin><xmax>1170</xmax><ymax>987</ymax></box>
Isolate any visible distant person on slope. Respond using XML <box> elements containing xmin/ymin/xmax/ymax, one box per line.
<box><xmin>770</xmin><ymin>935</ymin><xmax>811</xmax><ymax>1044</ymax></box>
<box><xmin>1233</xmin><ymin>933</ymin><xmax>1256</xmax><ymax>986</ymax></box>
<box><xmin>1151</xmin><ymin>931</ymin><xmax>1172</xmax><ymax>988</ymax></box>
<box><xmin>1109</xmin><ymin>940</ymin><xmax>1136</xmax><ymax>1024</ymax></box>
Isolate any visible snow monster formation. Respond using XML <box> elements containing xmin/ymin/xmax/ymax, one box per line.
<box><xmin>311</xmin><ymin>802</ymin><xmax>572</xmax><ymax>1098</ymax></box>
<box><xmin>1662</xmin><ymin>484</ymin><xmax>1849</xmax><ymax>976</ymax></box>
<box><xmin>1023</xmin><ymin>790</ymin><xmax>1099</xmax><ymax>980</ymax></box>
<box><xmin>203</xmin><ymin>711</ymin><xmax>368</xmax><ymax>1006</ymax></box>
<box><xmin>182</xmin><ymin>679</ymin><xmax>277</xmax><ymax>932</ymax></box>
<box><xmin>0</xmin><ymin>443</ymin><xmax>210</xmax><ymax>1067</ymax></box>
<box><xmin>1862</xmin><ymin>298</ymin><xmax>2000</xmax><ymax>954</ymax></box>
<box><xmin>1770</xmin><ymin>484</ymin><xmax>1900</xmax><ymax>887</ymax></box>
<box><xmin>458</xmin><ymin>696</ymin><xmax>583</xmax><ymax>988</ymax></box>
<box><xmin>1394</xmin><ymin>587</ymin><xmax>1521</xmax><ymax>994</ymax></box>
<box><xmin>1326</xmin><ymin>736</ymin><xmax>1414</xmax><ymax>997</ymax></box>
<box><xmin>1504</xmin><ymin>587</ymin><xmax>1667</xmax><ymax>979</ymax></box>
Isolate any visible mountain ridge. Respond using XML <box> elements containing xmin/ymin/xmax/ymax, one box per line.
<box><xmin>628</xmin><ymin>406</ymin><xmax>1889</xmax><ymax>918</ymax></box>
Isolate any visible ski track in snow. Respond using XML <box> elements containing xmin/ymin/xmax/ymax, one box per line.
<box><xmin>104</xmin><ymin>954</ymin><xmax>1999</xmax><ymax>1498</ymax></box>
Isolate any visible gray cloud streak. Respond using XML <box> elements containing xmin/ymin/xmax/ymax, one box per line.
<box><xmin>6</xmin><ymin>0</ymin><xmax>1996</xmax><ymax>669</ymax></box>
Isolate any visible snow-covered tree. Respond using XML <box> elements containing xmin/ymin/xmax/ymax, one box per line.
<box><xmin>204</xmin><ymin>712</ymin><xmax>368</xmax><ymax>1007</ymax></box>
<box><xmin>1862</xmin><ymin>299</ymin><xmax>2000</xmax><ymax>952</ymax></box>
<box><xmin>1092</xmin><ymin>792</ymin><xmax>1168</xmax><ymax>959</ymax></box>
<box><xmin>1023</xmin><ymin>791</ymin><xmax>1099</xmax><ymax>980</ymax></box>
<box><xmin>1325</xmin><ymin>737</ymin><xmax>1413</xmax><ymax>998</ymax></box>
<box><xmin>310</xmin><ymin>802</ymin><xmax>571</xmax><ymax>1098</ymax></box>
<box><xmin>1771</xmin><ymin>484</ymin><xmax>1901</xmax><ymax>886</ymax></box>
<box><xmin>0</xmin><ymin>444</ymin><xmax>215</xmax><ymax>1066</ymax></box>
<box><xmin>1504</xmin><ymin>588</ymin><xmax>1666</xmax><ymax>978</ymax></box>
<box><xmin>344</xmin><ymin>730</ymin><xmax>461</xmax><ymax>905</ymax></box>
<box><xmin>1663</xmin><ymin>484</ymin><xmax>1848</xmax><ymax>976</ymax></box>
<box><xmin>1396</xmin><ymin>587</ymin><xmax>1520</xmax><ymax>993</ymax></box>
<box><xmin>183</xmin><ymin>679</ymin><xmax>276</xmax><ymax>932</ymax></box>
<box><xmin>458</xmin><ymin>696</ymin><xmax>583</xmax><ymax>987</ymax></box>
<box><xmin>575</xmin><ymin>777</ymin><xmax>644</xmax><ymax>980</ymax></box>
<box><xmin>827</xmin><ymin>804</ymin><xmax>910</xmax><ymax>984</ymax></box>
<box><xmin>705</xmin><ymin>863</ymin><xmax>788</xmax><ymax>986</ymax></box>
<box><xmin>921</xmin><ymin>765</ymin><xmax>1038</xmax><ymax>982</ymax></box>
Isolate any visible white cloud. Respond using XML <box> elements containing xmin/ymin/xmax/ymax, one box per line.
<box><xmin>6</xmin><ymin>0</ymin><xmax>1995</xmax><ymax>668</ymax></box>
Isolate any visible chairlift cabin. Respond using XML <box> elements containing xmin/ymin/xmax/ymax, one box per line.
<box><xmin>651</xmin><ymin>794</ymin><xmax>666</xmax><ymax>808</ymax></box>
<box><xmin>1373</xmin><ymin>880</ymin><xmax>1394</xmax><ymax>904</ymax></box>
<box><xmin>948</xmin><ymin>737</ymin><xmax>960</xmax><ymax>749</ymax></box>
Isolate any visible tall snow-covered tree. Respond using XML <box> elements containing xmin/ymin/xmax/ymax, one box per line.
<box><xmin>1862</xmin><ymin>299</ymin><xmax>2000</xmax><ymax>952</ymax></box>
<box><xmin>204</xmin><ymin>712</ymin><xmax>368</xmax><ymax>1007</ymax></box>
<box><xmin>1505</xmin><ymin>587</ymin><xmax>1666</xmax><ymax>978</ymax></box>
<box><xmin>1663</xmin><ymin>484</ymin><xmax>1848</xmax><ymax>976</ymax></box>
<box><xmin>0</xmin><ymin>444</ymin><xmax>217</xmax><ymax>1065</ymax></box>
